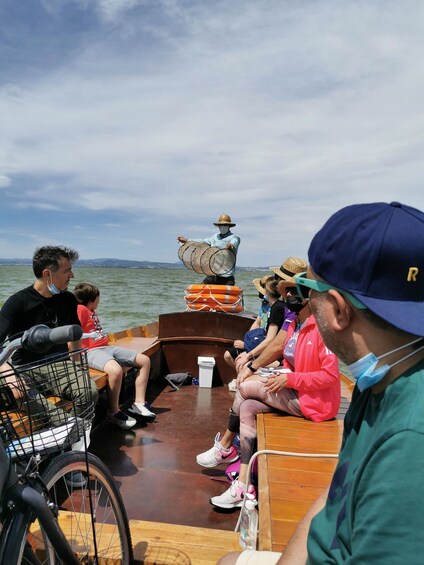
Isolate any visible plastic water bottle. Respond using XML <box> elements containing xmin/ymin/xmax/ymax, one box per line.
<box><xmin>239</xmin><ymin>494</ymin><xmax>258</xmax><ymax>550</ymax></box>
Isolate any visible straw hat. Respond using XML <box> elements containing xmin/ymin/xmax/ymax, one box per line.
<box><xmin>270</xmin><ymin>257</ymin><xmax>307</xmax><ymax>282</ymax></box>
<box><xmin>252</xmin><ymin>274</ymin><xmax>274</xmax><ymax>295</ymax></box>
<box><xmin>213</xmin><ymin>213</ymin><xmax>236</xmax><ymax>227</ymax></box>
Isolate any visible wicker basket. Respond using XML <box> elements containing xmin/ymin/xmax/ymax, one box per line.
<box><xmin>0</xmin><ymin>350</ymin><xmax>95</xmax><ymax>461</ymax></box>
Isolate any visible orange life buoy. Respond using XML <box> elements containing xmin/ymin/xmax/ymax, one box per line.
<box><xmin>184</xmin><ymin>293</ymin><xmax>241</xmax><ymax>305</ymax></box>
<box><xmin>186</xmin><ymin>302</ymin><xmax>244</xmax><ymax>313</ymax></box>
<box><xmin>186</xmin><ymin>284</ymin><xmax>243</xmax><ymax>296</ymax></box>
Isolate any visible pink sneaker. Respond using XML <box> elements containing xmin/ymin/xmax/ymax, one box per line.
<box><xmin>196</xmin><ymin>433</ymin><xmax>240</xmax><ymax>468</ymax></box>
<box><xmin>210</xmin><ymin>479</ymin><xmax>257</xmax><ymax>509</ymax></box>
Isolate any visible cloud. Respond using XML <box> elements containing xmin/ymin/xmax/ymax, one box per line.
<box><xmin>1</xmin><ymin>1</ymin><xmax>424</xmax><ymax>263</ymax></box>
<box><xmin>0</xmin><ymin>176</ymin><xmax>11</xmax><ymax>188</ymax></box>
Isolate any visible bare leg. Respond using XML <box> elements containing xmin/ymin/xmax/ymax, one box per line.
<box><xmin>132</xmin><ymin>352</ymin><xmax>151</xmax><ymax>405</ymax></box>
<box><xmin>219</xmin><ymin>429</ymin><xmax>237</xmax><ymax>449</ymax></box>
<box><xmin>104</xmin><ymin>359</ymin><xmax>124</xmax><ymax>414</ymax></box>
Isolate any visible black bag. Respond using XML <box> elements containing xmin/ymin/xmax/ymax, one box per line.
<box><xmin>243</xmin><ymin>327</ymin><xmax>267</xmax><ymax>352</ymax></box>
<box><xmin>164</xmin><ymin>372</ymin><xmax>193</xmax><ymax>391</ymax></box>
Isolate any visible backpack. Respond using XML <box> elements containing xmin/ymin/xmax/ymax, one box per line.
<box><xmin>164</xmin><ymin>372</ymin><xmax>193</xmax><ymax>391</ymax></box>
<box><xmin>243</xmin><ymin>327</ymin><xmax>267</xmax><ymax>352</ymax></box>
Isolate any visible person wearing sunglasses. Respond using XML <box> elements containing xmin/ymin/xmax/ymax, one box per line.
<box><xmin>235</xmin><ymin>258</ymin><xmax>308</xmax><ymax>382</ymax></box>
<box><xmin>197</xmin><ymin>272</ymin><xmax>341</xmax><ymax>511</ymax></box>
<box><xmin>219</xmin><ymin>201</ymin><xmax>424</xmax><ymax>565</ymax></box>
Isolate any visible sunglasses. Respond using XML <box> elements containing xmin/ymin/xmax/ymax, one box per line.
<box><xmin>283</xmin><ymin>286</ymin><xmax>298</xmax><ymax>295</ymax></box>
<box><xmin>294</xmin><ymin>272</ymin><xmax>366</xmax><ymax>310</ymax></box>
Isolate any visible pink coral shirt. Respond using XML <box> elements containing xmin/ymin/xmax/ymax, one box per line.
<box><xmin>283</xmin><ymin>315</ymin><xmax>341</xmax><ymax>422</ymax></box>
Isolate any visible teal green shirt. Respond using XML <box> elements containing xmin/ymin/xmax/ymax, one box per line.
<box><xmin>307</xmin><ymin>359</ymin><xmax>424</xmax><ymax>563</ymax></box>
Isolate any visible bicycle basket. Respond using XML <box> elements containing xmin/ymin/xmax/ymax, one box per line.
<box><xmin>0</xmin><ymin>349</ymin><xmax>95</xmax><ymax>461</ymax></box>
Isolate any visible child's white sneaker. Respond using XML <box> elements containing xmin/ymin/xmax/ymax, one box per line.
<box><xmin>128</xmin><ymin>403</ymin><xmax>156</xmax><ymax>421</ymax></box>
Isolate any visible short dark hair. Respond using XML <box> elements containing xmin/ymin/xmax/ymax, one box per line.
<box><xmin>74</xmin><ymin>283</ymin><xmax>100</xmax><ymax>306</ymax></box>
<box><xmin>33</xmin><ymin>246</ymin><xmax>79</xmax><ymax>278</ymax></box>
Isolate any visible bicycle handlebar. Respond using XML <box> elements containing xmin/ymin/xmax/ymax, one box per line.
<box><xmin>23</xmin><ymin>324</ymin><xmax>83</xmax><ymax>351</ymax></box>
<box><xmin>0</xmin><ymin>324</ymin><xmax>83</xmax><ymax>365</ymax></box>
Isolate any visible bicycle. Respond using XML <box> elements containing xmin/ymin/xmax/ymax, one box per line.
<box><xmin>0</xmin><ymin>324</ymin><xmax>134</xmax><ymax>564</ymax></box>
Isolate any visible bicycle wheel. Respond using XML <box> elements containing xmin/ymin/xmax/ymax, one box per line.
<box><xmin>25</xmin><ymin>451</ymin><xmax>133</xmax><ymax>564</ymax></box>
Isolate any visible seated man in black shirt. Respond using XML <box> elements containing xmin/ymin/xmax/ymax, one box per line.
<box><xmin>0</xmin><ymin>245</ymin><xmax>99</xmax><ymax>421</ymax></box>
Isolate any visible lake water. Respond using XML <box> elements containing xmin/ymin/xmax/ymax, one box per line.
<box><xmin>0</xmin><ymin>266</ymin><xmax>268</xmax><ymax>333</ymax></box>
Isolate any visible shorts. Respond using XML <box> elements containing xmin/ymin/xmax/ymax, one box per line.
<box><xmin>227</xmin><ymin>346</ymin><xmax>245</xmax><ymax>360</ymax></box>
<box><xmin>236</xmin><ymin>550</ymin><xmax>282</xmax><ymax>564</ymax></box>
<box><xmin>86</xmin><ymin>346</ymin><xmax>137</xmax><ymax>372</ymax></box>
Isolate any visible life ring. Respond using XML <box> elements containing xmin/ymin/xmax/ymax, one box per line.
<box><xmin>184</xmin><ymin>293</ymin><xmax>242</xmax><ymax>305</ymax></box>
<box><xmin>186</xmin><ymin>302</ymin><xmax>244</xmax><ymax>313</ymax></box>
<box><xmin>186</xmin><ymin>284</ymin><xmax>243</xmax><ymax>296</ymax></box>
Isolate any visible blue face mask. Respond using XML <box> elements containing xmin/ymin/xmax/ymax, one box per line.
<box><xmin>47</xmin><ymin>271</ymin><xmax>61</xmax><ymax>295</ymax></box>
<box><xmin>348</xmin><ymin>338</ymin><xmax>424</xmax><ymax>392</ymax></box>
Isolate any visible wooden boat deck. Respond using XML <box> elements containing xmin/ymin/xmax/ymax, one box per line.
<box><xmin>89</xmin><ymin>384</ymin><xmax>243</xmax><ymax>532</ymax></box>
<box><xmin>86</xmin><ymin>313</ymin><xmax>353</xmax><ymax>562</ymax></box>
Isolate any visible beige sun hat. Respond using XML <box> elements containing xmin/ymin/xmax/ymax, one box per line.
<box><xmin>213</xmin><ymin>213</ymin><xmax>236</xmax><ymax>227</ymax></box>
<box><xmin>270</xmin><ymin>256</ymin><xmax>308</xmax><ymax>282</ymax></box>
<box><xmin>252</xmin><ymin>274</ymin><xmax>274</xmax><ymax>295</ymax></box>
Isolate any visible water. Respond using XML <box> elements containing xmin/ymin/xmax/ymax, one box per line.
<box><xmin>0</xmin><ymin>266</ymin><xmax>268</xmax><ymax>333</ymax></box>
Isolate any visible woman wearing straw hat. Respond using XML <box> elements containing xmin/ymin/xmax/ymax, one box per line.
<box><xmin>196</xmin><ymin>279</ymin><xmax>340</xmax><ymax>511</ymax></box>
<box><xmin>177</xmin><ymin>214</ymin><xmax>241</xmax><ymax>285</ymax></box>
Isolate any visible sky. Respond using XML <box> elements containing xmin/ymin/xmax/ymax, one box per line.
<box><xmin>1</xmin><ymin>0</ymin><xmax>424</xmax><ymax>268</ymax></box>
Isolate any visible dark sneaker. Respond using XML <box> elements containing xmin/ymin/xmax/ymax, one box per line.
<box><xmin>106</xmin><ymin>410</ymin><xmax>136</xmax><ymax>429</ymax></box>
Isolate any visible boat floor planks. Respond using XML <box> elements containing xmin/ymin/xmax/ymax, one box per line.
<box><xmin>89</xmin><ymin>384</ymin><xmax>241</xmax><ymax>532</ymax></box>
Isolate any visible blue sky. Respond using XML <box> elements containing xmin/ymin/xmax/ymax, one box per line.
<box><xmin>1</xmin><ymin>0</ymin><xmax>424</xmax><ymax>267</ymax></box>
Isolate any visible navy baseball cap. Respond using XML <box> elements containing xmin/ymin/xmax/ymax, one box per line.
<box><xmin>308</xmin><ymin>201</ymin><xmax>424</xmax><ymax>336</ymax></box>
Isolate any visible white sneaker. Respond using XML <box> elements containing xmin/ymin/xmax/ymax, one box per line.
<box><xmin>228</xmin><ymin>379</ymin><xmax>237</xmax><ymax>392</ymax></box>
<box><xmin>210</xmin><ymin>479</ymin><xmax>256</xmax><ymax>509</ymax></box>
<box><xmin>196</xmin><ymin>432</ymin><xmax>239</xmax><ymax>468</ymax></box>
<box><xmin>128</xmin><ymin>403</ymin><xmax>156</xmax><ymax>421</ymax></box>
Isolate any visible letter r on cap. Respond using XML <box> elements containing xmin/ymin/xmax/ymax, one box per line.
<box><xmin>407</xmin><ymin>267</ymin><xmax>419</xmax><ymax>282</ymax></box>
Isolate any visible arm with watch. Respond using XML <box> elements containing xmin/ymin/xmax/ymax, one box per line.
<box><xmin>236</xmin><ymin>328</ymin><xmax>287</xmax><ymax>386</ymax></box>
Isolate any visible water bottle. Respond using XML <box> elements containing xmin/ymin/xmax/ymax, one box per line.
<box><xmin>239</xmin><ymin>494</ymin><xmax>258</xmax><ymax>550</ymax></box>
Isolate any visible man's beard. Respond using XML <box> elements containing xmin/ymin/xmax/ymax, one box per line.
<box><xmin>312</xmin><ymin>299</ymin><xmax>354</xmax><ymax>365</ymax></box>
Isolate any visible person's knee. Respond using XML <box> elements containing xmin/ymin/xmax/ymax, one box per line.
<box><xmin>104</xmin><ymin>360</ymin><xmax>124</xmax><ymax>381</ymax></box>
<box><xmin>135</xmin><ymin>353</ymin><xmax>150</xmax><ymax>370</ymax></box>
<box><xmin>224</xmin><ymin>350</ymin><xmax>233</xmax><ymax>364</ymax></box>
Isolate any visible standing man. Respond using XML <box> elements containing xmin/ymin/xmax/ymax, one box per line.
<box><xmin>219</xmin><ymin>201</ymin><xmax>424</xmax><ymax>564</ymax></box>
<box><xmin>0</xmin><ymin>245</ymin><xmax>99</xmax><ymax>415</ymax></box>
<box><xmin>177</xmin><ymin>213</ymin><xmax>241</xmax><ymax>285</ymax></box>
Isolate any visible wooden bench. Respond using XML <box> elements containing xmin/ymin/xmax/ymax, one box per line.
<box><xmin>130</xmin><ymin>519</ymin><xmax>240</xmax><ymax>565</ymax></box>
<box><xmin>31</xmin><ymin>513</ymin><xmax>240</xmax><ymax>565</ymax></box>
<box><xmin>256</xmin><ymin>374</ymin><xmax>353</xmax><ymax>552</ymax></box>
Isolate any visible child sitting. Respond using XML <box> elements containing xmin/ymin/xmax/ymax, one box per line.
<box><xmin>74</xmin><ymin>282</ymin><xmax>156</xmax><ymax>429</ymax></box>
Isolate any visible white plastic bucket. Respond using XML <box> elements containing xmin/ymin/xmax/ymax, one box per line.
<box><xmin>197</xmin><ymin>356</ymin><xmax>216</xmax><ymax>388</ymax></box>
